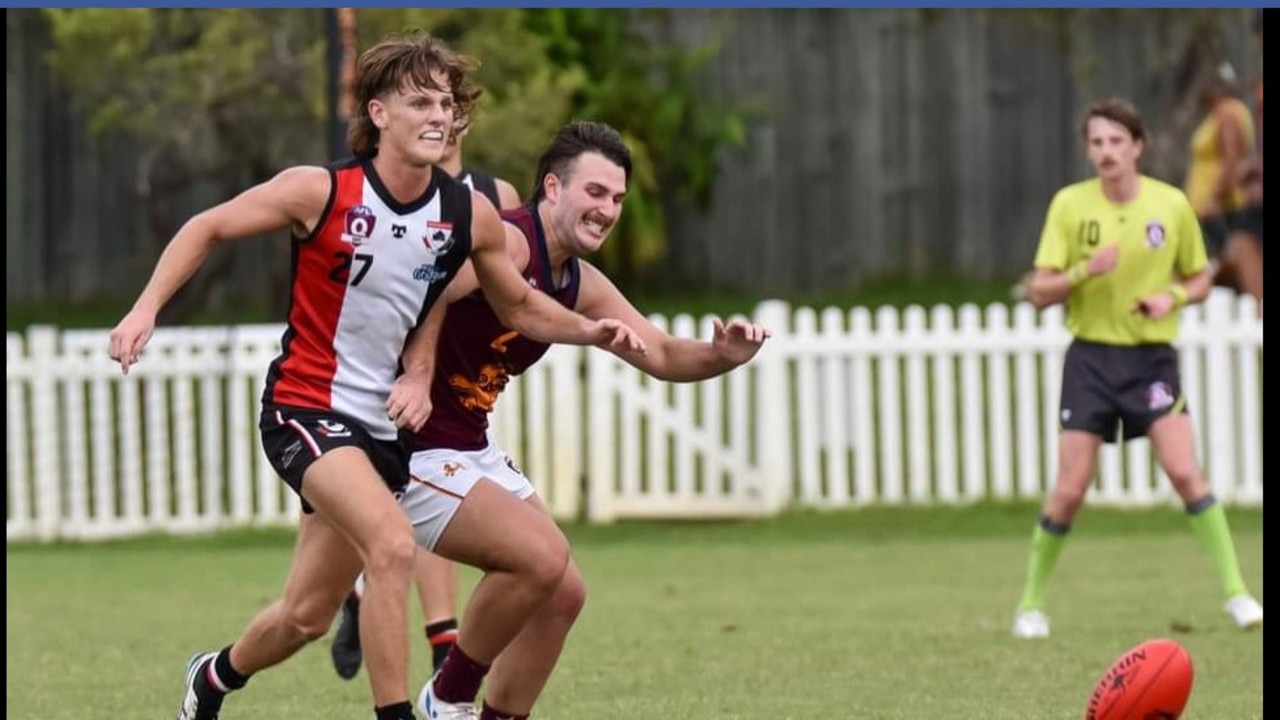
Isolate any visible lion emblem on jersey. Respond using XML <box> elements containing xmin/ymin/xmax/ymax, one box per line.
<box><xmin>425</xmin><ymin>220</ymin><xmax>455</xmax><ymax>255</ymax></box>
<box><xmin>449</xmin><ymin>363</ymin><xmax>510</xmax><ymax>412</ymax></box>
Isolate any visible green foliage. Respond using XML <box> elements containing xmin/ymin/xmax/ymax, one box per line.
<box><xmin>37</xmin><ymin>9</ymin><xmax>747</xmax><ymax>305</ymax></box>
<box><xmin>355</xmin><ymin>9</ymin><xmax>584</xmax><ymax>196</ymax></box>
<box><xmin>360</xmin><ymin>9</ymin><xmax>751</xmax><ymax>283</ymax></box>
<box><xmin>42</xmin><ymin>9</ymin><xmax>327</xmax><ymax>179</ymax></box>
<box><xmin>521</xmin><ymin>9</ymin><xmax>748</xmax><ymax>282</ymax></box>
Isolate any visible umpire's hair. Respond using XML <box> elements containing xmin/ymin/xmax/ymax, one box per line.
<box><xmin>530</xmin><ymin>121</ymin><xmax>633</xmax><ymax>203</ymax></box>
<box><xmin>347</xmin><ymin>30</ymin><xmax>481</xmax><ymax>157</ymax></box>
<box><xmin>1079</xmin><ymin>98</ymin><xmax>1146</xmax><ymax>143</ymax></box>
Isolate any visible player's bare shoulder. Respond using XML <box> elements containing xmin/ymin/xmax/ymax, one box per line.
<box><xmin>468</xmin><ymin>187</ymin><xmax>506</xmax><ymax>250</ymax></box>
<box><xmin>268</xmin><ymin>165</ymin><xmax>334</xmax><ymax>236</ymax></box>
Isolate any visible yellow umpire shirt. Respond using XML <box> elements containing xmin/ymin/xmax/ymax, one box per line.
<box><xmin>1033</xmin><ymin>176</ymin><xmax>1208</xmax><ymax>346</ymax></box>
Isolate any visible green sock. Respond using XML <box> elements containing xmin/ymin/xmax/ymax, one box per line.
<box><xmin>1186</xmin><ymin>497</ymin><xmax>1250</xmax><ymax>600</ymax></box>
<box><xmin>1017</xmin><ymin>520</ymin><xmax>1068</xmax><ymax>612</ymax></box>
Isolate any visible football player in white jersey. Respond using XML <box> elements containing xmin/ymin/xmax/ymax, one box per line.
<box><xmin>108</xmin><ymin>30</ymin><xmax>646</xmax><ymax>720</ymax></box>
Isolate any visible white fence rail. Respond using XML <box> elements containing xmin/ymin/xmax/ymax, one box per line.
<box><xmin>6</xmin><ymin>290</ymin><xmax>1263</xmax><ymax>542</ymax></box>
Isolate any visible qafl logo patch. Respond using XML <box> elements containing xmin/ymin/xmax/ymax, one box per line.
<box><xmin>342</xmin><ymin>205</ymin><xmax>377</xmax><ymax>246</ymax></box>
<box><xmin>1145</xmin><ymin>221</ymin><xmax>1166</xmax><ymax>249</ymax></box>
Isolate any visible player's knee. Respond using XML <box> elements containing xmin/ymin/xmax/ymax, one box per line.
<box><xmin>549</xmin><ymin>563</ymin><xmax>587</xmax><ymax>624</ymax></box>
<box><xmin>364</xmin><ymin>530</ymin><xmax>418</xmax><ymax>582</ymax></box>
<box><xmin>1050</xmin><ymin>477</ymin><xmax>1091</xmax><ymax>513</ymax></box>
<box><xmin>1163</xmin><ymin>463</ymin><xmax>1202</xmax><ymax>495</ymax></box>
<box><xmin>285</xmin><ymin>594</ymin><xmax>345</xmax><ymax>641</ymax></box>
<box><xmin>521</xmin><ymin>533</ymin><xmax>571</xmax><ymax>599</ymax></box>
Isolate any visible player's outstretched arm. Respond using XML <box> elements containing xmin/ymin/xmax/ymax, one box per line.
<box><xmin>467</xmin><ymin>191</ymin><xmax>647</xmax><ymax>355</ymax></box>
<box><xmin>108</xmin><ymin>165</ymin><xmax>330</xmax><ymax>375</ymax></box>
<box><xmin>575</xmin><ymin>261</ymin><xmax>771</xmax><ymax>382</ymax></box>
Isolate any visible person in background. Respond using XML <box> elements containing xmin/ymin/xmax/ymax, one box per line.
<box><xmin>1184</xmin><ymin>62</ymin><xmax>1255</xmax><ymax>290</ymax></box>
<box><xmin>1010</xmin><ymin>97</ymin><xmax>1263</xmax><ymax>640</ymax></box>
<box><xmin>1220</xmin><ymin>160</ymin><xmax>1263</xmax><ymax>312</ymax></box>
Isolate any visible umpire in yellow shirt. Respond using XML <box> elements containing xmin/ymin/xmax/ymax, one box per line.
<box><xmin>1010</xmin><ymin>97</ymin><xmax>1262</xmax><ymax>640</ymax></box>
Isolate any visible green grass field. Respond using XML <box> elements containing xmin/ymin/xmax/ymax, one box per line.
<box><xmin>7</xmin><ymin>502</ymin><xmax>1262</xmax><ymax>720</ymax></box>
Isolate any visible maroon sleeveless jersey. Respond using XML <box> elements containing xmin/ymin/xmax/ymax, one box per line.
<box><xmin>413</xmin><ymin>204</ymin><xmax>581</xmax><ymax>451</ymax></box>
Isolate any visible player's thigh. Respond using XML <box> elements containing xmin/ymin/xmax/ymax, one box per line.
<box><xmin>1058</xmin><ymin>340</ymin><xmax>1120</xmax><ymax>440</ymax></box>
<box><xmin>261</xmin><ymin>404</ymin><xmax>412</xmax><ymax>529</ymax></box>
<box><xmin>303</xmin><ymin>446</ymin><xmax>416</xmax><ymax>562</ymax></box>
<box><xmin>1147</xmin><ymin>413</ymin><xmax>1201</xmax><ymax>489</ymax></box>
<box><xmin>1055</xmin><ymin>430</ymin><xmax>1103</xmax><ymax>488</ymax></box>
<box><xmin>435</xmin><ymin>479</ymin><xmax>568</xmax><ymax>576</ymax></box>
<box><xmin>402</xmin><ymin>446</ymin><xmax>538</xmax><ymax>552</ymax></box>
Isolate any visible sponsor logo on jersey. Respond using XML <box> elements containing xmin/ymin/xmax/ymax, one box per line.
<box><xmin>413</xmin><ymin>263</ymin><xmax>449</xmax><ymax>283</ymax></box>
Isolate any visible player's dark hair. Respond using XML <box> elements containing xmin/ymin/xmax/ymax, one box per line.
<box><xmin>530</xmin><ymin>121</ymin><xmax>632</xmax><ymax>203</ymax></box>
<box><xmin>347</xmin><ymin>30</ymin><xmax>482</xmax><ymax>157</ymax></box>
<box><xmin>1079</xmin><ymin>98</ymin><xmax>1146</xmax><ymax>143</ymax></box>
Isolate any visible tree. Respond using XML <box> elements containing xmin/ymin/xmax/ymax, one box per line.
<box><xmin>42</xmin><ymin>8</ymin><xmax>328</xmax><ymax>321</ymax></box>
<box><xmin>41</xmin><ymin>9</ymin><xmax>746</xmax><ymax>312</ymax></box>
<box><xmin>522</xmin><ymin>9</ymin><xmax>748</xmax><ymax>289</ymax></box>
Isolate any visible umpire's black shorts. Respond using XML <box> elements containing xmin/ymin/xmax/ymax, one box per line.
<box><xmin>260</xmin><ymin>403</ymin><xmax>411</xmax><ymax>513</ymax></box>
<box><xmin>1059</xmin><ymin>339</ymin><xmax>1187</xmax><ymax>443</ymax></box>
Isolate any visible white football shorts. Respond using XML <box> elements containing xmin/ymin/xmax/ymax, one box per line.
<box><xmin>400</xmin><ymin>443</ymin><xmax>536</xmax><ymax>551</ymax></box>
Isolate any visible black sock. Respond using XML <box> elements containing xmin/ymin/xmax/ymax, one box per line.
<box><xmin>1185</xmin><ymin>493</ymin><xmax>1217</xmax><ymax>514</ymax></box>
<box><xmin>426</xmin><ymin>618</ymin><xmax>459</xmax><ymax>672</ymax></box>
<box><xmin>1037</xmin><ymin>514</ymin><xmax>1071</xmax><ymax>536</ymax></box>
<box><xmin>374</xmin><ymin>701</ymin><xmax>416</xmax><ymax>720</ymax></box>
<box><xmin>208</xmin><ymin>645</ymin><xmax>249</xmax><ymax>693</ymax></box>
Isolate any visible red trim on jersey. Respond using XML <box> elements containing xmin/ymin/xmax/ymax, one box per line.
<box><xmin>269</xmin><ymin>168</ymin><xmax>364</xmax><ymax>409</ymax></box>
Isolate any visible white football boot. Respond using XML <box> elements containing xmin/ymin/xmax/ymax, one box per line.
<box><xmin>1224</xmin><ymin>594</ymin><xmax>1263</xmax><ymax>630</ymax></box>
<box><xmin>418</xmin><ymin>674</ymin><xmax>478</xmax><ymax>720</ymax></box>
<box><xmin>1011</xmin><ymin>609</ymin><xmax>1050</xmax><ymax>639</ymax></box>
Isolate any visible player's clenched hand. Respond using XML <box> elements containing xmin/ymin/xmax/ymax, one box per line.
<box><xmin>108</xmin><ymin>308</ymin><xmax>157</xmax><ymax>376</ymax></box>
<box><xmin>589</xmin><ymin>318</ymin><xmax>647</xmax><ymax>355</ymax></box>
<box><xmin>1133</xmin><ymin>291</ymin><xmax>1176</xmax><ymax>320</ymax></box>
<box><xmin>1087</xmin><ymin>244</ymin><xmax>1119</xmax><ymax>276</ymax></box>
<box><xmin>712</xmin><ymin>316</ymin><xmax>772</xmax><ymax>365</ymax></box>
<box><xmin>387</xmin><ymin>372</ymin><xmax>433</xmax><ymax>432</ymax></box>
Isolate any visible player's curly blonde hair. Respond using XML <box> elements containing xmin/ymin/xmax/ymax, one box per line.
<box><xmin>347</xmin><ymin>30</ymin><xmax>482</xmax><ymax>157</ymax></box>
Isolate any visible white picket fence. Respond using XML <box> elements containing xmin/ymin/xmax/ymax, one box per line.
<box><xmin>5</xmin><ymin>289</ymin><xmax>1263</xmax><ymax>542</ymax></box>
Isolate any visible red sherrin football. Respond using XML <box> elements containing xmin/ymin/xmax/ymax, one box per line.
<box><xmin>1084</xmin><ymin>638</ymin><xmax>1194</xmax><ymax>720</ymax></box>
